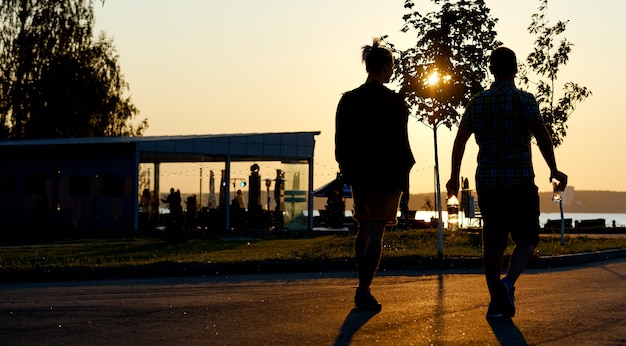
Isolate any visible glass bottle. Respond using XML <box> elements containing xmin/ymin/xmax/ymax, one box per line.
<box><xmin>447</xmin><ymin>195</ymin><xmax>459</xmax><ymax>231</ymax></box>
<box><xmin>551</xmin><ymin>178</ymin><xmax>562</xmax><ymax>203</ymax></box>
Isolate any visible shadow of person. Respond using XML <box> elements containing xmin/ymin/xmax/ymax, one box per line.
<box><xmin>333</xmin><ymin>308</ymin><xmax>380</xmax><ymax>346</ymax></box>
<box><xmin>487</xmin><ymin>318</ymin><xmax>527</xmax><ymax>345</ymax></box>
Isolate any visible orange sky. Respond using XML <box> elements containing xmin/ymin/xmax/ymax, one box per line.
<box><xmin>94</xmin><ymin>1</ymin><xmax>626</xmax><ymax>194</ymax></box>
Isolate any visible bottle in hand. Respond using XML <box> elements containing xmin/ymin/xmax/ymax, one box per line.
<box><xmin>447</xmin><ymin>195</ymin><xmax>459</xmax><ymax>230</ymax></box>
<box><xmin>551</xmin><ymin>178</ymin><xmax>562</xmax><ymax>203</ymax></box>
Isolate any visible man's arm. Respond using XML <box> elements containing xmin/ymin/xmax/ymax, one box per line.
<box><xmin>531</xmin><ymin>121</ymin><xmax>568</xmax><ymax>190</ymax></box>
<box><xmin>446</xmin><ymin>127</ymin><xmax>472</xmax><ymax>197</ymax></box>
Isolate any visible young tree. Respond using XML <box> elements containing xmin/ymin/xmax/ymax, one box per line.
<box><xmin>519</xmin><ymin>0</ymin><xmax>591</xmax><ymax>147</ymax></box>
<box><xmin>385</xmin><ymin>0</ymin><xmax>501</xmax><ymax>257</ymax></box>
<box><xmin>0</xmin><ymin>0</ymin><xmax>147</xmax><ymax>139</ymax></box>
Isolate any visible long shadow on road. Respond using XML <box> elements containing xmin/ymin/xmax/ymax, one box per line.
<box><xmin>333</xmin><ymin>308</ymin><xmax>380</xmax><ymax>346</ymax></box>
<box><xmin>487</xmin><ymin>318</ymin><xmax>527</xmax><ymax>345</ymax></box>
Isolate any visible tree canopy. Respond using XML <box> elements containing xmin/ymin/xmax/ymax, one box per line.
<box><xmin>386</xmin><ymin>0</ymin><xmax>501</xmax><ymax>130</ymax></box>
<box><xmin>0</xmin><ymin>0</ymin><xmax>147</xmax><ymax>139</ymax></box>
<box><xmin>519</xmin><ymin>0</ymin><xmax>591</xmax><ymax>147</ymax></box>
<box><xmin>384</xmin><ymin>0</ymin><xmax>501</xmax><ymax>257</ymax></box>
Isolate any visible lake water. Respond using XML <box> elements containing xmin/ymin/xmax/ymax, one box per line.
<box><xmin>539</xmin><ymin>212</ymin><xmax>626</xmax><ymax>228</ymax></box>
<box><xmin>413</xmin><ymin>211</ymin><xmax>626</xmax><ymax>228</ymax></box>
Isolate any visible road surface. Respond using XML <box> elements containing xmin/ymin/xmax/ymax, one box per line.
<box><xmin>1</xmin><ymin>258</ymin><xmax>625</xmax><ymax>345</ymax></box>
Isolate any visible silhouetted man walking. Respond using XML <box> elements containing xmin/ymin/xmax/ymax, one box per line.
<box><xmin>446</xmin><ymin>47</ymin><xmax>568</xmax><ymax>319</ymax></box>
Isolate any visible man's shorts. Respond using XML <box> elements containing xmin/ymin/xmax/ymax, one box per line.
<box><xmin>477</xmin><ymin>183</ymin><xmax>540</xmax><ymax>250</ymax></box>
<box><xmin>351</xmin><ymin>186</ymin><xmax>402</xmax><ymax>225</ymax></box>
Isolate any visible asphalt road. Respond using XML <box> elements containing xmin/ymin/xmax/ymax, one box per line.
<box><xmin>1</xmin><ymin>257</ymin><xmax>626</xmax><ymax>345</ymax></box>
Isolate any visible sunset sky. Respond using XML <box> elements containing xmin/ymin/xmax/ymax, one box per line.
<box><xmin>94</xmin><ymin>0</ymin><xmax>625</xmax><ymax>195</ymax></box>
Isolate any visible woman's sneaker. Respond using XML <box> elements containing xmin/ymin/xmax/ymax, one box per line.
<box><xmin>354</xmin><ymin>291</ymin><xmax>382</xmax><ymax>311</ymax></box>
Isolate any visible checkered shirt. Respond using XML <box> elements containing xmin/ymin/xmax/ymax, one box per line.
<box><xmin>460</xmin><ymin>80</ymin><xmax>543</xmax><ymax>187</ymax></box>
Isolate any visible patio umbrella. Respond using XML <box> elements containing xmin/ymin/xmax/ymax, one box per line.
<box><xmin>314</xmin><ymin>177</ymin><xmax>352</xmax><ymax>199</ymax></box>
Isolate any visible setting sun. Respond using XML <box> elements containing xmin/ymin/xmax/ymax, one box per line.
<box><xmin>427</xmin><ymin>71</ymin><xmax>440</xmax><ymax>86</ymax></box>
<box><xmin>426</xmin><ymin>71</ymin><xmax>452</xmax><ymax>86</ymax></box>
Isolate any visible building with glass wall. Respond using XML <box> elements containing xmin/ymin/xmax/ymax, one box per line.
<box><xmin>0</xmin><ymin>132</ymin><xmax>319</xmax><ymax>237</ymax></box>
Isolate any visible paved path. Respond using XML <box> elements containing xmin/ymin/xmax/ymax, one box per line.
<box><xmin>1</xmin><ymin>258</ymin><xmax>625</xmax><ymax>345</ymax></box>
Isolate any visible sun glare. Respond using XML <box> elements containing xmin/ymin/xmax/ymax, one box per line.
<box><xmin>427</xmin><ymin>72</ymin><xmax>440</xmax><ymax>86</ymax></box>
<box><xmin>426</xmin><ymin>71</ymin><xmax>452</xmax><ymax>87</ymax></box>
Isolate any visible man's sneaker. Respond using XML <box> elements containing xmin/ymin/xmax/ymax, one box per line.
<box><xmin>498</xmin><ymin>277</ymin><xmax>516</xmax><ymax>317</ymax></box>
<box><xmin>354</xmin><ymin>291</ymin><xmax>382</xmax><ymax>311</ymax></box>
<box><xmin>486</xmin><ymin>301</ymin><xmax>507</xmax><ymax>319</ymax></box>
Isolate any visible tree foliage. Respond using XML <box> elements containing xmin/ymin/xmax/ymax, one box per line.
<box><xmin>0</xmin><ymin>0</ymin><xmax>147</xmax><ymax>139</ymax></box>
<box><xmin>384</xmin><ymin>0</ymin><xmax>501</xmax><ymax>257</ymax></box>
<box><xmin>519</xmin><ymin>0</ymin><xmax>591</xmax><ymax>147</ymax></box>
<box><xmin>385</xmin><ymin>0</ymin><xmax>501</xmax><ymax>129</ymax></box>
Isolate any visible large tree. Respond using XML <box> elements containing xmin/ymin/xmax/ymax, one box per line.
<box><xmin>0</xmin><ymin>0</ymin><xmax>146</xmax><ymax>139</ymax></box>
<box><xmin>385</xmin><ymin>0</ymin><xmax>501</xmax><ymax>257</ymax></box>
<box><xmin>519</xmin><ymin>0</ymin><xmax>591</xmax><ymax>147</ymax></box>
<box><xmin>388</xmin><ymin>0</ymin><xmax>500</xmax><ymax>130</ymax></box>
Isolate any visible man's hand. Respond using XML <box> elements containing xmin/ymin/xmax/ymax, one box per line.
<box><xmin>446</xmin><ymin>178</ymin><xmax>460</xmax><ymax>198</ymax></box>
<box><xmin>550</xmin><ymin>170</ymin><xmax>568</xmax><ymax>191</ymax></box>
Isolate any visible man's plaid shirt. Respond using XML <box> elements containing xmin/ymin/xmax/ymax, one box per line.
<box><xmin>460</xmin><ymin>80</ymin><xmax>543</xmax><ymax>187</ymax></box>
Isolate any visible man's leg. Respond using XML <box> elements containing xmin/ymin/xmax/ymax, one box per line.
<box><xmin>484</xmin><ymin>241</ymin><xmax>533</xmax><ymax>318</ymax></box>
<box><xmin>506</xmin><ymin>183</ymin><xmax>540</xmax><ymax>286</ymax></box>
<box><xmin>505</xmin><ymin>242</ymin><xmax>535</xmax><ymax>286</ymax></box>
<box><xmin>484</xmin><ymin>244</ymin><xmax>515</xmax><ymax>318</ymax></box>
<box><xmin>483</xmin><ymin>245</ymin><xmax>505</xmax><ymax>297</ymax></box>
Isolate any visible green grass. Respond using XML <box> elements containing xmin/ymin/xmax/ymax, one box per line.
<box><xmin>0</xmin><ymin>229</ymin><xmax>625</xmax><ymax>271</ymax></box>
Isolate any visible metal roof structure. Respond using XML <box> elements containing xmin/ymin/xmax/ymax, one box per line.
<box><xmin>0</xmin><ymin>131</ymin><xmax>321</xmax><ymax>233</ymax></box>
<box><xmin>0</xmin><ymin>131</ymin><xmax>320</xmax><ymax>161</ymax></box>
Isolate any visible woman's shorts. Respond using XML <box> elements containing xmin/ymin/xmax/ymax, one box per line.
<box><xmin>351</xmin><ymin>187</ymin><xmax>402</xmax><ymax>225</ymax></box>
<box><xmin>477</xmin><ymin>183</ymin><xmax>540</xmax><ymax>250</ymax></box>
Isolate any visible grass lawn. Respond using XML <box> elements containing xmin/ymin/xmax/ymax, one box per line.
<box><xmin>1</xmin><ymin>229</ymin><xmax>625</xmax><ymax>271</ymax></box>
